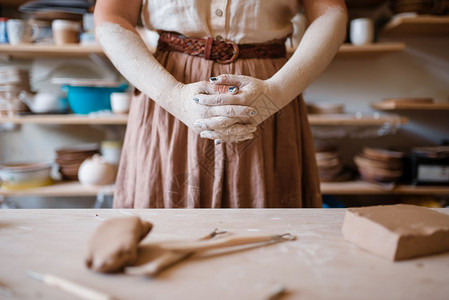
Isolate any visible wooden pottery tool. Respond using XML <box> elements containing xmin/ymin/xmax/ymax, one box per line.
<box><xmin>160</xmin><ymin>233</ymin><xmax>295</xmax><ymax>253</ymax></box>
<box><xmin>27</xmin><ymin>270</ymin><xmax>113</xmax><ymax>300</ymax></box>
<box><xmin>125</xmin><ymin>228</ymin><xmax>227</xmax><ymax>277</ymax></box>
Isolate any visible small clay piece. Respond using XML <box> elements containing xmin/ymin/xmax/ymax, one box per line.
<box><xmin>85</xmin><ymin>216</ymin><xmax>153</xmax><ymax>273</ymax></box>
<box><xmin>342</xmin><ymin>204</ymin><xmax>449</xmax><ymax>261</ymax></box>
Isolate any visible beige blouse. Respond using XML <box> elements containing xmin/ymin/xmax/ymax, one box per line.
<box><xmin>141</xmin><ymin>0</ymin><xmax>300</xmax><ymax>44</ymax></box>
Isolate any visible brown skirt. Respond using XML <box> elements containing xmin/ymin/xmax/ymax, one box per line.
<box><xmin>114</xmin><ymin>50</ymin><xmax>321</xmax><ymax>208</ymax></box>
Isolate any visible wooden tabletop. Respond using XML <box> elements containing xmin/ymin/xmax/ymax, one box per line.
<box><xmin>1</xmin><ymin>209</ymin><xmax>448</xmax><ymax>300</ymax></box>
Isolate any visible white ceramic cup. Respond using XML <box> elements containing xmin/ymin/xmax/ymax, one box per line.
<box><xmin>52</xmin><ymin>20</ymin><xmax>80</xmax><ymax>45</ymax></box>
<box><xmin>6</xmin><ymin>19</ymin><xmax>40</xmax><ymax>45</ymax></box>
<box><xmin>110</xmin><ymin>92</ymin><xmax>131</xmax><ymax>114</ymax></box>
<box><xmin>350</xmin><ymin>18</ymin><xmax>374</xmax><ymax>46</ymax></box>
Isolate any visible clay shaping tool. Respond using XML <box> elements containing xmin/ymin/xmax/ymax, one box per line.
<box><xmin>125</xmin><ymin>228</ymin><xmax>227</xmax><ymax>277</ymax></box>
<box><xmin>26</xmin><ymin>271</ymin><xmax>113</xmax><ymax>300</ymax></box>
<box><xmin>161</xmin><ymin>233</ymin><xmax>295</xmax><ymax>253</ymax></box>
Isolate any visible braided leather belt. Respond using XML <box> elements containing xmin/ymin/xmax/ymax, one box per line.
<box><xmin>156</xmin><ymin>31</ymin><xmax>287</xmax><ymax>64</ymax></box>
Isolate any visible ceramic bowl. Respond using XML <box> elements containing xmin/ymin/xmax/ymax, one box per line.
<box><xmin>0</xmin><ymin>162</ymin><xmax>53</xmax><ymax>189</ymax></box>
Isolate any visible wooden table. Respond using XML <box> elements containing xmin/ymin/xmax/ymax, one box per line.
<box><xmin>1</xmin><ymin>209</ymin><xmax>448</xmax><ymax>300</ymax></box>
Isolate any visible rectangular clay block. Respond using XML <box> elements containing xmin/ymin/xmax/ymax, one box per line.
<box><xmin>342</xmin><ymin>204</ymin><xmax>449</xmax><ymax>261</ymax></box>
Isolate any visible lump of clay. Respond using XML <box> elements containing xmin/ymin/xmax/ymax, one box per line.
<box><xmin>85</xmin><ymin>216</ymin><xmax>153</xmax><ymax>273</ymax></box>
<box><xmin>342</xmin><ymin>204</ymin><xmax>449</xmax><ymax>261</ymax></box>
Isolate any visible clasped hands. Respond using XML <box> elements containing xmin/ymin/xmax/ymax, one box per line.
<box><xmin>179</xmin><ymin>75</ymin><xmax>282</xmax><ymax>144</ymax></box>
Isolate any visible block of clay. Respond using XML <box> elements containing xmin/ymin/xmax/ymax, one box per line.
<box><xmin>85</xmin><ymin>216</ymin><xmax>153</xmax><ymax>273</ymax></box>
<box><xmin>342</xmin><ymin>204</ymin><xmax>449</xmax><ymax>261</ymax></box>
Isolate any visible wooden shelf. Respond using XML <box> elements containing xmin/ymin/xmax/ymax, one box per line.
<box><xmin>2</xmin><ymin>180</ymin><xmax>447</xmax><ymax>197</ymax></box>
<box><xmin>372</xmin><ymin>102</ymin><xmax>449</xmax><ymax>111</ymax></box>
<box><xmin>288</xmin><ymin>43</ymin><xmax>405</xmax><ymax>58</ymax></box>
<box><xmin>0</xmin><ymin>113</ymin><xmax>407</xmax><ymax>126</ymax></box>
<box><xmin>336</xmin><ymin>43</ymin><xmax>406</xmax><ymax>57</ymax></box>
<box><xmin>321</xmin><ymin>181</ymin><xmax>449</xmax><ymax>195</ymax></box>
<box><xmin>308</xmin><ymin>114</ymin><xmax>408</xmax><ymax>126</ymax></box>
<box><xmin>381</xmin><ymin>15</ymin><xmax>449</xmax><ymax>36</ymax></box>
<box><xmin>0</xmin><ymin>114</ymin><xmax>128</xmax><ymax>125</ymax></box>
<box><xmin>0</xmin><ymin>43</ymin><xmax>405</xmax><ymax>59</ymax></box>
<box><xmin>0</xmin><ymin>44</ymin><xmax>104</xmax><ymax>58</ymax></box>
<box><xmin>0</xmin><ymin>181</ymin><xmax>115</xmax><ymax>197</ymax></box>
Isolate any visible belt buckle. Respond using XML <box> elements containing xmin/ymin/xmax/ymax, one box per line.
<box><xmin>216</xmin><ymin>40</ymin><xmax>239</xmax><ymax>64</ymax></box>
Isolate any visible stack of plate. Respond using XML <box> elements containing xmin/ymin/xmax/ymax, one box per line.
<box><xmin>55</xmin><ymin>144</ymin><xmax>99</xmax><ymax>181</ymax></box>
<box><xmin>315</xmin><ymin>146</ymin><xmax>351</xmax><ymax>182</ymax></box>
<box><xmin>0</xmin><ymin>67</ymin><xmax>30</xmax><ymax>116</ymax></box>
<box><xmin>354</xmin><ymin>147</ymin><xmax>405</xmax><ymax>183</ymax></box>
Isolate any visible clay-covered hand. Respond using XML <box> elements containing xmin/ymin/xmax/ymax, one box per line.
<box><xmin>85</xmin><ymin>216</ymin><xmax>153</xmax><ymax>273</ymax></box>
<box><xmin>196</xmin><ymin>74</ymin><xmax>283</xmax><ymax>129</ymax></box>
<box><xmin>171</xmin><ymin>81</ymin><xmax>258</xmax><ymax>143</ymax></box>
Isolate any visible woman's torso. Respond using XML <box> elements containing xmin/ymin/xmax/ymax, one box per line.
<box><xmin>141</xmin><ymin>0</ymin><xmax>300</xmax><ymax>43</ymax></box>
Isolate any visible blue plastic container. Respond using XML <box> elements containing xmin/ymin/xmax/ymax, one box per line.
<box><xmin>62</xmin><ymin>84</ymin><xmax>128</xmax><ymax>115</ymax></box>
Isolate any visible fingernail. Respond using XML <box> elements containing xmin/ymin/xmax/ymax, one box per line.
<box><xmin>193</xmin><ymin>97</ymin><xmax>199</xmax><ymax>103</ymax></box>
<box><xmin>214</xmin><ymin>139</ymin><xmax>222</xmax><ymax>145</ymax></box>
<box><xmin>209</xmin><ymin>77</ymin><xmax>218</xmax><ymax>82</ymax></box>
<box><xmin>228</xmin><ymin>86</ymin><xmax>237</xmax><ymax>93</ymax></box>
<box><xmin>194</xmin><ymin>121</ymin><xmax>203</xmax><ymax>128</ymax></box>
<box><xmin>250</xmin><ymin>127</ymin><xmax>257</xmax><ymax>132</ymax></box>
<box><xmin>249</xmin><ymin>110</ymin><xmax>257</xmax><ymax>116</ymax></box>
<box><xmin>200</xmin><ymin>132</ymin><xmax>207</xmax><ymax>138</ymax></box>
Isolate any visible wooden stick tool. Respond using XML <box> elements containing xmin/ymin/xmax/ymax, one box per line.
<box><xmin>161</xmin><ymin>233</ymin><xmax>295</xmax><ymax>253</ymax></box>
<box><xmin>125</xmin><ymin>228</ymin><xmax>227</xmax><ymax>277</ymax></box>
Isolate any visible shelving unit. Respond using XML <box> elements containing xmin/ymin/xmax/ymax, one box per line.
<box><xmin>0</xmin><ymin>43</ymin><xmax>406</xmax><ymax>59</ymax></box>
<box><xmin>321</xmin><ymin>181</ymin><xmax>449</xmax><ymax>196</ymax></box>
<box><xmin>0</xmin><ymin>113</ymin><xmax>408</xmax><ymax>126</ymax></box>
<box><xmin>381</xmin><ymin>15</ymin><xmax>449</xmax><ymax>36</ymax></box>
<box><xmin>371</xmin><ymin>102</ymin><xmax>449</xmax><ymax>111</ymax></box>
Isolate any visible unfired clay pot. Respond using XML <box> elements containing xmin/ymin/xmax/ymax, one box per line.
<box><xmin>78</xmin><ymin>154</ymin><xmax>116</xmax><ymax>186</ymax></box>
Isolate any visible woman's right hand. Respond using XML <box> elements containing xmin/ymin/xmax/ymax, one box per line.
<box><xmin>173</xmin><ymin>81</ymin><xmax>258</xmax><ymax>144</ymax></box>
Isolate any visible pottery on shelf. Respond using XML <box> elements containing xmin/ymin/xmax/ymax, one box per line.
<box><xmin>78</xmin><ymin>154</ymin><xmax>117</xmax><ymax>186</ymax></box>
<box><xmin>0</xmin><ymin>161</ymin><xmax>53</xmax><ymax>190</ymax></box>
<box><xmin>19</xmin><ymin>91</ymin><xmax>66</xmax><ymax>113</ymax></box>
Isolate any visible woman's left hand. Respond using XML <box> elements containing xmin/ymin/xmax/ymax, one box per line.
<box><xmin>194</xmin><ymin>74</ymin><xmax>283</xmax><ymax>135</ymax></box>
